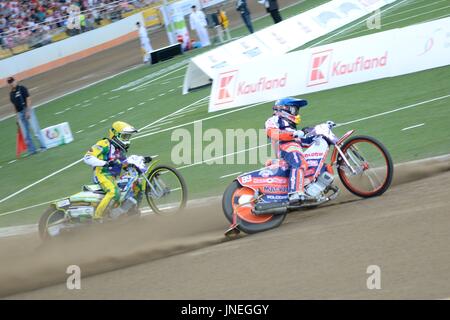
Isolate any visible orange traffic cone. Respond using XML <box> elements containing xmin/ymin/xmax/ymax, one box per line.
<box><xmin>16</xmin><ymin>124</ymin><xmax>27</xmax><ymax>158</ymax></box>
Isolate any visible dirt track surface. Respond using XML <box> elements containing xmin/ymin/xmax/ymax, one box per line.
<box><xmin>0</xmin><ymin>0</ymin><xmax>299</xmax><ymax>119</ymax></box>
<box><xmin>1</xmin><ymin>156</ymin><xmax>449</xmax><ymax>299</ymax></box>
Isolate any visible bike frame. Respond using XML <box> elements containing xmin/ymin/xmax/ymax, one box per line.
<box><xmin>329</xmin><ymin>129</ymin><xmax>356</xmax><ymax>174</ymax></box>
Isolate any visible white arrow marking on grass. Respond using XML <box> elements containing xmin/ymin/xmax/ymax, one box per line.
<box><xmin>402</xmin><ymin>123</ymin><xmax>425</xmax><ymax>131</ymax></box>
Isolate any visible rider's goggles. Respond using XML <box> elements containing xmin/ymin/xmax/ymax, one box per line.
<box><xmin>119</xmin><ymin>133</ymin><xmax>132</xmax><ymax>141</ymax></box>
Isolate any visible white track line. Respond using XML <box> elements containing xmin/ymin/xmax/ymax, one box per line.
<box><xmin>0</xmin><ymin>199</ymin><xmax>60</xmax><ymax>217</ymax></box>
<box><xmin>138</xmin><ymin>95</ymin><xmax>210</xmax><ymax>131</ymax></box>
<box><xmin>334</xmin><ymin>4</ymin><xmax>450</xmax><ymax>41</ymax></box>
<box><xmin>156</xmin><ymin>120</ymin><xmax>173</xmax><ymax>126</ymax></box>
<box><xmin>128</xmin><ymin>65</ymin><xmax>188</xmax><ymax>92</ymax></box>
<box><xmin>0</xmin><ymin>64</ymin><xmax>141</xmax><ymax>122</ymax></box>
<box><xmin>337</xmin><ymin>94</ymin><xmax>450</xmax><ymax>127</ymax></box>
<box><xmin>220</xmin><ymin>172</ymin><xmax>242</xmax><ymax>179</ymax></box>
<box><xmin>402</xmin><ymin>123</ymin><xmax>425</xmax><ymax>131</ymax></box>
<box><xmin>174</xmin><ymin>94</ymin><xmax>450</xmax><ymax>171</ymax></box>
<box><xmin>134</xmin><ymin>100</ymin><xmax>268</xmax><ymax>140</ymax></box>
<box><xmin>178</xmin><ymin>144</ymin><xmax>270</xmax><ymax>170</ymax></box>
<box><xmin>0</xmin><ymin>96</ymin><xmax>210</xmax><ymax>204</ymax></box>
<box><xmin>136</xmin><ymin>127</ymin><xmax>161</xmax><ymax>134</ymax></box>
<box><xmin>0</xmin><ymin>159</ymin><xmax>83</xmax><ymax>204</ymax></box>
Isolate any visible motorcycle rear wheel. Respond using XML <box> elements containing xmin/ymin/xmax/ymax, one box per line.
<box><xmin>222</xmin><ymin>181</ymin><xmax>286</xmax><ymax>234</ymax></box>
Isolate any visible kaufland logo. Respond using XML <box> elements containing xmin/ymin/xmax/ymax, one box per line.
<box><xmin>216</xmin><ymin>71</ymin><xmax>288</xmax><ymax>105</ymax></box>
<box><xmin>216</xmin><ymin>70</ymin><xmax>238</xmax><ymax>105</ymax></box>
<box><xmin>307</xmin><ymin>50</ymin><xmax>333</xmax><ymax>86</ymax></box>
<box><xmin>307</xmin><ymin>49</ymin><xmax>388</xmax><ymax>86</ymax></box>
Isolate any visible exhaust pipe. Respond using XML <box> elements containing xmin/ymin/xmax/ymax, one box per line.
<box><xmin>253</xmin><ymin>202</ymin><xmax>288</xmax><ymax>215</ymax></box>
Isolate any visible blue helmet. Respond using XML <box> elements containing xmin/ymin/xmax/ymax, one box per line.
<box><xmin>273</xmin><ymin>97</ymin><xmax>308</xmax><ymax>125</ymax></box>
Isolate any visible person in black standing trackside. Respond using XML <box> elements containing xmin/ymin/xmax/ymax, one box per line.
<box><xmin>8</xmin><ymin>77</ymin><xmax>47</xmax><ymax>155</ymax></box>
<box><xmin>259</xmin><ymin>0</ymin><xmax>283</xmax><ymax>24</ymax></box>
<box><xmin>236</xmin><ymin>0</ymin><xmax>254</xmax><ymax>34</ymax></box>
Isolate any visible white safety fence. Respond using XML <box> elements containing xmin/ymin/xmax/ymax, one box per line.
<box><xmin>208</xmin><ymin>16</ymin><xmax>450</xmax><ymax>111</ymax></box>
<box><xmin>183</xmin><ymin>0</ymin><xmax>398</xmax><ymax>93</ymax></box>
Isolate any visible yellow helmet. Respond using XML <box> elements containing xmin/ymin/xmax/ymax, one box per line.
<box><xmin>108</xmin><ymin>121</ymin><xmax>138</xmax><ymax>150</ymax></box>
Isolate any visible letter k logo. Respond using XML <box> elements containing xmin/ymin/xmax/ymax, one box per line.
<box><xmin>214</xmin><ymin>70</ymin><xmax>238</xmax><ymax>105</ymax></box>
<box><xmin>219</xmin><ymin>75</ymin><xmax>234</xmax><ymax>100</ymax></box>
<box><xmin>307</xmin><ymin>50</ymin><xmax>332</xmax><ymax>87</ymax></box>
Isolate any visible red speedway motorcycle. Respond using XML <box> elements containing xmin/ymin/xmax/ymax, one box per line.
<box><xmin>222</xmin><ymin>122</ymin><xmax>393</xmax><ymax>236</ymax></box>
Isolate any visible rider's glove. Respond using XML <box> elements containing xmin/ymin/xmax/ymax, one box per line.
<box><xmin>326</xmin><ymin>120</ymin><xmax>336</xmax><ymax>129</ymax></box>
<box><xmin>293</xmin><ymin>130</ymin><xmax>305</xmax><ymax>139</ymax></box>
<box><xmin>105</xmin><ymin>159</ymin><xmax>121</xmax><ymax>168</ymax></box>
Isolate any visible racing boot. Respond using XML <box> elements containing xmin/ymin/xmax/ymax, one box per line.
<box><xmin>288</xmin><ymin>191</ymin><xmax>315</xmax><ymax>204</ymax></box>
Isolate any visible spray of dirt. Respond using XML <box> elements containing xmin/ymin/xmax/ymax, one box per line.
<box><xmin>0</xmin><ymin>155</ymin><xmax>448</xmax><ymax>297</ymax></box>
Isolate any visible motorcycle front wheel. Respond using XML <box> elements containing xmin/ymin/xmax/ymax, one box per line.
<box><xmin>337</xmin><ymin>135</ymin><xmax>393</xmax><ymax>198</ymax></box>
<box><xmin>145</xmin><ymin>165</ymin><xmax>187</xmax><ymax>215</ymax></box>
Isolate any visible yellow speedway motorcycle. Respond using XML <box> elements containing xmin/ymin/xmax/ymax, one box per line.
<box><xmin>38</xmin><ymin>155</ymin><xmax>187</xmax><ymax>240</ymax></box>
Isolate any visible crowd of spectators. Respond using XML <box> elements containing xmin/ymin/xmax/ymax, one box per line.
<box><xmin>0</xmin><ymin>0</ymin><xmax>156</xmax><ymax>52</ymax></box>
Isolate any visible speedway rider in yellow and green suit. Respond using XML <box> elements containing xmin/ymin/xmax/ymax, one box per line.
<box><xmin>83</xmin><ymin>121</ymin><xmax>138</xmax><ymax>221</ymax></box>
